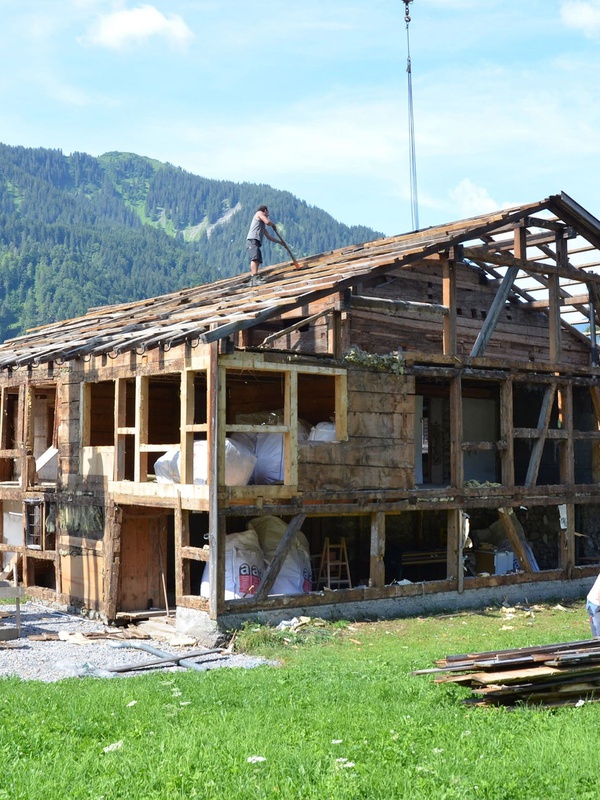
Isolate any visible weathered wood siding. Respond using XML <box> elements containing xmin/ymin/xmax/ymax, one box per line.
<box><xmin>298</xmin><ymin>369</ymin><xmax>415</xmax><ymax>490</ymax></box>
<box><xmin>349</xmin><ymin>264</ymin><xmax>589</xmax><ymax>366</ymax></box>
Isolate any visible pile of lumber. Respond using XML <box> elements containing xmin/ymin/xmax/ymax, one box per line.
<box><xmin>414</xmin><ymin>639</ymin><xmax>600</xmax><ymax>708</ymax></box>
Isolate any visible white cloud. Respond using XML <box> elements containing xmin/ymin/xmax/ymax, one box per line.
<box><xmin>82</xmin><ymin>4</ymin><xmax>194</xmax><ymax>50</ymax></box>
<box><xmin>561</xmin><ymin>1</ymin><xmax>600</xmax><ymax>35</ymax></box>
<box><xmin>447</xmin><ymin>180</ymin><xmax>500</xmax><ymax>218</ymax></box>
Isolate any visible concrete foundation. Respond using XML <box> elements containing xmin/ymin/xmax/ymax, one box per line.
<box><xmin>215</xmin><ymin>577</ymin><xmax>592</xmax><ymax>630</ymax></box>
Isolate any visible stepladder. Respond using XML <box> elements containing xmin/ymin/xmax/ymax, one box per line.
<box><xmin>316</xmin><ymin>538</ymin><xmax>352</xmax><ymax>590</ymax></box>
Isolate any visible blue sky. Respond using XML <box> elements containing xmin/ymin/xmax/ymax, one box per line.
<box><xmin>0</xmin><ymin>0</ymin><xmax>598</xmax><ymax>236</ymax></box>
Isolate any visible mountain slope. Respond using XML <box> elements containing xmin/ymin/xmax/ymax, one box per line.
<box><xmin>0</xmin><ymin>144</ymin><xmax>383</xmax><ymax>341</ymax></box>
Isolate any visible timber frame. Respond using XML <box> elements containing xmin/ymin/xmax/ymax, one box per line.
<box><xmin>1</xmin><ymin>191</ymin><xmax>600</xmax><ymax>624</ymax></box>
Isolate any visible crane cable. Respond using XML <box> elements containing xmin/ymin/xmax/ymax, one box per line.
<box><xmin>404</xmin><ymin>0</ymin><xmax>419</xmax><ymax>231</ymax></box>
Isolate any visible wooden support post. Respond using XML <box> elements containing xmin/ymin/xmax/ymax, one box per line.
<box><xmin>174</xmin><ymin>499</ymin><xmax>190</xmax><ymax>600</ymax></box>
<box><xmin>114</xmin><ymin>378</ymin><xmax>126</xmax><ymax>481</ymax></box>
<box><xmin>329</xmin><ymin>310</ymin><xmax>343</xmax><ymax>359</ymax></box>
<box><xmin>179</xmin><ymin>370</ymin><xmax>194</xmax><ymax>485</ymax></box>
<box><xmin>450</xmin><ymin>374</ymin><xmax>463</xmax><ymax>489</ymax></box>
<box><xmin>559</xmin><ymin>503</ymin><xmax>575</xmax><ymax>576</ymax></box>
<box><xmin>524</xmin><ymin>384</ymin><xmax>556</xmax><ymax>488</ymax></box>
<box><xmin>369</xmin><ymin>511</ymin><xmax>386</xmax><ymax>588</ymax></box>
<box><xmin>134</xmin><ymin>376</ymin><xmax>148</xmax><ymax>483</ymax></box>
<box><xmin>335</xmin><ymin>373</ymin><xmax>348</xmax><ymax>441</ymax></box>
<box><xmin>500</xmin><ymin>377</ymin><xmax>515</xmax><ymax>487</ymax></box>
<box><xmin>104</xmin><ymin>502</ymin><xmax>123</xmax><ymax>621</ymax></box>
<box><xmin>252</xmin><ymin>514</ymin><xmax>307</xmax><ymax>602</ymax></box>
<box><xmin>283</xmin><ymin>370</ymin><xmax>298</xmax><ymax>486</ymax></box>
<box><xmin>442</xmin><ymin>255</ymin><xmax>457</xmax><ymax>356</ymax></box>
<box><xmin>445</xmin><ymin>508</ymin><xmax>460</xmax><ymax>589</ymax></box>
<box><xmin>558</xmin><ymin>382</ymin><xmax>574</xmax><ymax>486</ymax></box>
<box><xmin>549</xmin><ymin>235</ymin><xmax>566</xmax><ymax>363</ymax></box>
<box><xmin>497</xmin><ymin>508</ymin><xmax>535</xmax><ymax>573</ymax></box>
<box><xmin>207</xmin><ymin>341</ymin><xmax>224</xmax><ymax>619</ymax></box>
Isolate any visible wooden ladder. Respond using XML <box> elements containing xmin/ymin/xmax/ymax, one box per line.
<box><xmin>317</xmin><ymin>538</ymin><xmax>352</xmax><ymax>590</ymax></box>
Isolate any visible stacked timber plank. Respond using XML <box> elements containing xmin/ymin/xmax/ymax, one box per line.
<box><xmin>414</xmin><ymin>639</ymin><xmax>600</xmax><ymax>708</ymax></box>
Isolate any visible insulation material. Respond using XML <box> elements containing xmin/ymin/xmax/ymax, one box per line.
<box><xmin>200</xmin><ymin>530</ymin><xmax>265</xmax><ymax>599</ymax></box>
<box><xmin>308</xmin><ymin>421</ymin><xmax>337</xmax><ymax>442</ymax></box>
<box><xmin>230</xmin><ymin>418</ymin><xmax>313</xmax><ymax>484</ymax></box>
<box><xmin>154</xmin><ymin>438</ymin><xmax>256</xmax><ymax>486</ymax></box>
<box><xmin>248</xmin><ymin>515</ymin><xmax>312</xmax><ymax>595</ymax></box>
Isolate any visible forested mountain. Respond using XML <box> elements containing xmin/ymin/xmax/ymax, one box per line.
<box><xmin>0</xmin><ymin>143</ymin><xmax>382</xmax><ymax>341</ymax></box>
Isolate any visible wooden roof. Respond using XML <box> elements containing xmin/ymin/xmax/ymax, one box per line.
<box><xmin>1</xmin><ymin>191</ymin><xmax>599</xmax><ymax>369</ymax></box>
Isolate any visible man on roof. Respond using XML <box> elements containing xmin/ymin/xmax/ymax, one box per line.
<box><xmin>246</xmin><ymin>205</ymin><xmax>278</xmax><ymax>285</ymax></box>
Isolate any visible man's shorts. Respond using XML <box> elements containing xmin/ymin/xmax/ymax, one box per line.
<box><xmin>587</xmin><ymin>600</ymin><xmax>600</xmax><ymax>637</ymax></box>
<box><xmin>247</xmin><ymin>239</ymin><xmax>262</xmax><ymax>264</ymax></box>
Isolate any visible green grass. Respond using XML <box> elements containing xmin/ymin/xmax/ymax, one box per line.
<box><xmin>1</xmin><ymin>600</ymin><xmax>598</xmax><ymax>799</ymax></box>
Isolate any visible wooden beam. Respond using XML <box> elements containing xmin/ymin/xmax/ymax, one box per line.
<box><xmin>497</xmin><ymin>508</ymin><xmax>535</xmax><ymax>573</ymax></box>
<box><xmin>500</xmin><ymin>377</ymin><xmax>514</xmax><ymax>487</ymax></box>
<box><xmin>370</xmin><ymin>511</ymin><xmax>386</xmax><ymax>588</ymax></box>
<box><xmin>464</xmin><ymin>246</ymin><xmax>600</xmax><ymax>286</ymax></box>
<box><xmin>252</xmin><ymin>514</ymin><xmax>306</xmax><ymax>602</ymax></box>
<box><xmin>104</xmin><ymin>502</ymin><xmax>122</xmax><ymax>621</ymax></box>
<box><xmin>450</xmin><ymin>375</ymin><xmax>463</xmax><ymax>489</ymax></box>
<box><xmin>549</xmin><ymin>235</ymin><xmax>566</xmax><ymax>362</ymax></box>
<box><xmin>258</xmin><ymin>310</ymin><xmax>331</xmax><ymax>348</ymax></box>
<box><xmin>284</xmin><ymin>370</ymin><xmax>298</xmax><ymax>486</ymax></box>
<box><xmin>442</xmin><ymin>257</ymin><xmax>457</xmax><ymax>356</ymax></box>
<box><xmin>180</xmin><ymin>370</ymin><xmax>194</xmax><ymax>485</ymax></box>
<box><xmin>524</xmin><ymin>384</ymin><xmax>557</xmax><ymax>488</ymax></box>
<box><xmin>470</xmin><ymin>227</ymin><xmax>524</xmax><ymax>358</ymax></box>
<box><xmin>134</xmin><ymin>376</ymin><xmax>148</xmax><ymax>483</ymax></box>
<box><xmin>349</xmin><ymin>294</ymin><xmax>448</xmax><ymax>318</ymax></box>
<box><xmin>559</xmin><ymin>503</ymin><xmax>575</xmax><ymax>576</ymax></box>
<box><xmin>446</xmin><ymin>508</ymin><xmax>461</xmax><ymax>589</ymax></box>
<box><xmin>208</xmin><ymin>340</ymin><xmax>223</xmax><ymax>620</ymax></box>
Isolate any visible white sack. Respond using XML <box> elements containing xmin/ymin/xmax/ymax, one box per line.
<box><xmin>247</xmin><ymin>515</ymin><xmax>312</xmax><ymax>595</ymax></box>
<box><xmin>154</xmin><ymin>438</ymin><xmax>256</xmax><ymax>486</ymax></box>
<box><xmin>308</xmin><ymin>421</ymin><xmax>337</xmax><ymax>442</ymax></box>
<box><xmin>200</xmin><ymin>530</ymin><xmax>265</xmax><ymax>599</ymax></box>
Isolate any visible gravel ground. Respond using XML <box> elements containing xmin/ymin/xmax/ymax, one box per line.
<box><xmin>0</xmin><ymin>602</ymin><xmax>274</xmax><ymax>682</ymax></box>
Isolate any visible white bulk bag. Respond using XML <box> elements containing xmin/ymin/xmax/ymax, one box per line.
<box><xmin>154</xmin><ymin>438</ymin><xmax>256</xmax><ymax>486</ymax></box>
<box><xmin>200</xmin><ymin>530</ymin><xmax>265</xmax><ymax>599</ymax></box>
<box><xmin>308</xmin><ymin>421</ymin><xmax>337</xmax><ymax>442</ymax></box>
<box><xmin>247</xmin><ymin>515</ymin><xmax>312</xmax><ymax>595</ymax></box>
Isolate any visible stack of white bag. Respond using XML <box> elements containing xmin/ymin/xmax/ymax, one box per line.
<box><xmin>154</xmin><ymin>438</ymin><xmax>256</xmax><ymax>486</ymax></box>
<box><xmin>200</xmin><ymin>515</ymin><xmax>312</xmax><ymax>599</ymax></box>
<box><xmin>248</xmin><ymin>515</ymin><xmax>313</xmax><ymax>595</ymax></box>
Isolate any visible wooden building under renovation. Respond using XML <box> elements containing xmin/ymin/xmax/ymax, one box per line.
<box><xmin>1</xmin><ymin>191</ymin><xmax>600</xmax><ymax>626</ymax></box>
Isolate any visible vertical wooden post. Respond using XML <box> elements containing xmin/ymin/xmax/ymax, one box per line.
<box><xmin>559</xmin><ymin>503</ymin><xmax>575</xmax><ymax>576</ymax></box>
<box><xmin>449</xmin><ymin>374</ymin><xmax>463</xmax><ymax>489</ymax></box>
<box><xmin>558</xmin><ymin>380</ymin><xmax>575</xmax><ymax>574</ymax></box>
<box><xmin>442</xmin><ymin>253</ymin><xmax>457</xmax><ymax>356</ymax></box>
<box><xmin>369</xmin><ymin>512</ymin><xmax>386</xmax><ymax>588</ymax></box>
<box><xmin>114</xmin><ymin>378</ymin><xmax>126</xmax><ymax>481</ymax></box>
<box><xmin>284</xmin><ymin>370</ymin><xmax>298</xmax><ymax>486</ymax></box>
<box><xmin>179</xmin><ymin>370</ymin><xmax>194</xmax><ymax>485</ymax></box>
<box><xmin>446</xmin><ymin>508</ymin><xmax>461</xmax><ymax>589</ymax></box>
<box><xmin>550</xmin><ymin>234</ymin><xmax>566</xmax><ymax>363</ymax></box>
<box><xmin>174</xmin><ymin>500</ymin><xmax>190</xmax><ymax>600</ymax></box>
<box><xmin>329</xmin><ymin>310</ymin><xmax>343</xmax><ymax>359</ymax></box>
<box><xmin>500</xmin><ymin>377</ymin><xmax>514</xmax><ymax>487</ymax></box>
<box><xmin>134</xmin><ymin>376</ymin><xmax>148</xmax><ymax>483</ymax></box>
<box><xmin>208</xmin><ymin>341</ymin><xmax>224</xmax><ymax>619</ymax></box>
<box><xmin>335</xmin><ymin>373</ymin><xmax>348</xmax><ymax>441</ymax></box>
<box><xmin>104</xmin><ymin>501</ymin><xmax>122</xmax><ymax>621</ymax></box>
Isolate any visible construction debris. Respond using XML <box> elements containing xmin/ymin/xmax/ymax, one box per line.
<box><xmin>413</xmin><ymin>639</ymin><xmax>600</xmax><ymax>708</ymax></box>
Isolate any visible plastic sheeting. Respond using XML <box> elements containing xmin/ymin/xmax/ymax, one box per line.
<box><xmin>154</xmin><ymin>439</ymin><xmax>256</xmax><ymax>486</ymax></box>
